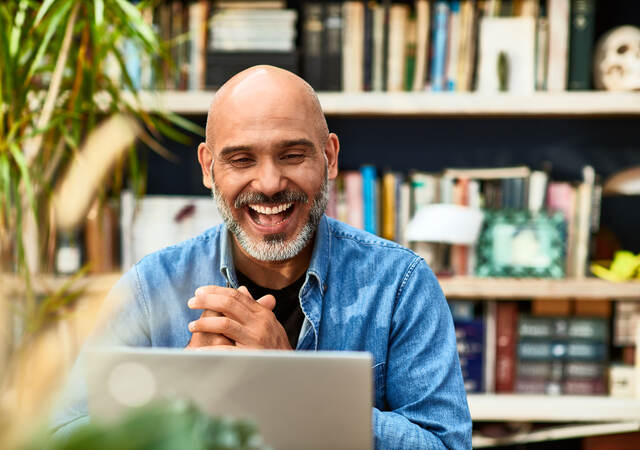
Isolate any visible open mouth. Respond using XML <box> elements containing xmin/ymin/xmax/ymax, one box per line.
<box><xmin>246</xmin><ymin>202</ymin><xmax>296</xmax><ymax>227</ymax></box>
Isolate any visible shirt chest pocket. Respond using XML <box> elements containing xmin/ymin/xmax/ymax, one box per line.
<box><xmin>372</xmin><ymin>362</ymin><xmax>386</xmax><ymax>409</ymax></box>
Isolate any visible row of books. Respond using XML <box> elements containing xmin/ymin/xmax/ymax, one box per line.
<box><xmin>322</xmin><ymin>0</ymin><xmax>597</xmax><ymax>93</ymax></box>
<box><xmin>118</xmin><ymin>0</ymin><xmax>597</xmax><ymax>93</ymax></box>
<box><xmin>326</xmin><ymin>164</ymin><xmax>601</xmax><ymax>278</ymax></box>
<box><xmin>451</xmin><ymin>299</ymin><xmax>637</xmax><ymax>396</ymax></box>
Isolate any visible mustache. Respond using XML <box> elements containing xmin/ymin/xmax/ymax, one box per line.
<box><xmin>234</xmin><ymin>190</ymin><xmax>308</xmax><ymax>209</ymax></box>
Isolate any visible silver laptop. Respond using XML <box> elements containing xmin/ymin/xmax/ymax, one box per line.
<box><xmin>86</xmin><ymin>347</ymin><xmax>372</xmax><ymax>450</ymax></box>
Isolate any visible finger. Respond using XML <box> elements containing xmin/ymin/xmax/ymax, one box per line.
<box><xmin>189</xmin><ymin>316</ymin><xmax>246</xmax><ymax>342</ymax></box>
<box><xmin>256</xmin><ymin>294</ymin><xmax>276</xmax><ymax>311</ymax></box>
<box><xmin>188</xmin><ymin>293</ymin><xmax>252</xmax><ymax>322</ymax></box>
<box><xmin>194</xmin><ymin>285</ymin><xmax>257</xmax><ymax>311</ymax></box>
<box><xmin>188</xmin><ymin>332</ymin><xmax>234</xmax><ymax>347</ymax></box>
<box><xmin>186</xmin><ymin>345</ymin><xmax>239</xmax><ymax>352</ymax></box>
<box><xmin>237</xmin><ymin>285</ymin><xmax>254</xmax><ymax>299</ymax></box>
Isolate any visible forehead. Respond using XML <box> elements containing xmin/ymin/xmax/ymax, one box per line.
<box><xmin>211</xmin><ymin>104</ymin><xmax>318</xmax><ymax>154</ymax></box>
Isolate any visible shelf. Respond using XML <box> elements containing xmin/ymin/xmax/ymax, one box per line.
<box><xmin>472</xmin><ymin>422</ymin><xmax>640</xmax><ymax>448</ymax></box>
<box><xmin>135</xmin><ymin>91</ymin><xmax>640</xmax><ymax>117</ymax></box>
<box><xmin>2</xmin><ymin>274</ymin><xmax>638</xmax><ymax>300</ymax></box>
<box><xmin>439</xmin><ymin>276</ymin><xmax>640</xmax><ymax>300</ymax></box>
<box><xmin>468</xmin><ymin>394</ymin><xmax>640</xmax><ymax>422</ymax></box>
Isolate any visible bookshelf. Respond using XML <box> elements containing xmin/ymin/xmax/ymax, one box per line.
<box><xmin>5</xmin><ymin>274</ymin><xmax>638</xmax><ymax>301</ymax></box>
<box><xmin>135</xmin><ymin>90</ymin><xmax>640</xmax><ymax>117</ymax></box>
<box><xmin>468</xmin><ymin>394</ymin><xmax>640</xmax><ymax>422</ymax></box>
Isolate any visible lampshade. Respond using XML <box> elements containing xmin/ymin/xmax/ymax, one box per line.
<box><xmin>406</xmin><ymin>203</ymin><xmax>485</xmax><ymax>245</ymax></box>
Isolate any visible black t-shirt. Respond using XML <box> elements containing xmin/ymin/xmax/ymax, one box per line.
<box><xmin>236</xmin><ymin>271</ymin><xmax>305</xmax><ymax>349</ymax></box>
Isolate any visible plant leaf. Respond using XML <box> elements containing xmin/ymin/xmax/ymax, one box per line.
<box><xmin>94</xmin><ymin>0</ymin><xmax>104</xmax><ymax>26</ymax></box>
<box><xmin>9</xmin><ymin>0</ymin><xmax>28</xmax><ymax>57</ymax></box>
<box><xmin>34</xmin><ymin>0</ymin><xmax>59</xmax><ymax>26</ymax></box>
<box><xmin>25</xmin><ymin>0</ymin><xmax>73</xmax><ymax>85</ymax></box>
<box><xmin>9</xmin><ymin>143</ymin><xmax>36</xmax><ymax>218</ymax></box>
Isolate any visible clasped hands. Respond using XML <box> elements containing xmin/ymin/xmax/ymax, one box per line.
<box><xmin>185</xmin><ymin>285</ymin><xmax>292</xmax><ymax>351</ymax></box>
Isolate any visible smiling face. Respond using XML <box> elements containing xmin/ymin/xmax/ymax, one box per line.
<box><xmin>198</xmin><ymin>66</ymin><xmax>339</xmax><ymax>262</ymax></box>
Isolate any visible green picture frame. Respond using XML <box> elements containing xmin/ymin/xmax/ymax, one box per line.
<box><xmin>475</xmin><ymin>210</ymin><xmax>566</xmax><ymax>278</ymax></box>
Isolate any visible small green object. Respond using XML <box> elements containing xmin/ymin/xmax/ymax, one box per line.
<box><xmin>498</xmin><ymin>51</ymin><xmax>509</xmax><ymax>92</ymax></box>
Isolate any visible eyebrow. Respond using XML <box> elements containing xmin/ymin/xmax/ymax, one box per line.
<box><xmin>218</xmin><ymin>139</ymin><xmax>316</xmax><ymax>159</ymax></box>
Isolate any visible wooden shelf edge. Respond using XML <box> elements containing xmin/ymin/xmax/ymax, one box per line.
<box><xmin>440</xmin><ymin>276</ymin><xmax>640</xmax><ymax>300</ymax></box>
<box><xmin>472</xmin><ymin>422</ymin><xmax>640</xmax><ymax>448</ymax></box>
<box><xmin>468</xmin><ymin>394</ymin><xmax>640</xmax><ymax>422</ymax></box>
<box><xmin>134</xmin><ymin>91</ymin><xmax>640</xmax><ymax>116</ymax></box>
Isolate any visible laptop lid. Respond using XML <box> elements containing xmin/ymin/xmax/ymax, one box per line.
<box><xmin>86</xmin><ymin>347</ymin><xmax>372</xmax><ymax>450</ymax></box>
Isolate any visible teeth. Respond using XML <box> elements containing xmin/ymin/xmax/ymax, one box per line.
<box><xmin>248</xmin><ymin>203</ymin><xmax>292</xmax><ymax>215</ymax></box>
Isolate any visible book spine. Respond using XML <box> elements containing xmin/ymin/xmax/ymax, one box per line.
<box><xmin>387</xmin><ymin>5</ymin><xmax>408</xmax><ymax>92</ymax></box>
<box><xmin>412</xmin><ymin>0</ymin><xmax>430</xmax><ymax>92</ymax></box>
<box><xmin>361</xmin><ymin>165</ymin><xmax>378</xmax><ymax>235</ymax></box>
<box><xmin>372</xmin><ymin>4</ymin><xmax>386</xmax><ymax>91</ymax></box>
<box><xmin>363</xmin><ymin>1</ymin><xmax>375</xmax><ymax>91</ymax></box>
<box><xmin>404</xmin><ymin>15</ymin><xmax>417</xmax><ymax>91</ymax></box>
<box><xmin>430</xmin><ymin>2</ymin><xmax>449</xmax><ymax>92</ymax></box>
<box><xmin>302</xmin><ymin>2</ymin><xmax>325</xmax><ymax>90</ymax></box>
<box><xmin>342</xmin><ymin>2</ymin><xmax>365</xmax><ymax>92</ymax></box>
<box><xmin>324</xmin><ymin>3</ymin><xmax>343</xmax><ymax>91</ymax></box>
<box><xmin>568</xmin><ymin>0</ymin><xmax>596</xmax><ymax>90</ymax></box>
<box><xmin>344</xmin><ymin>171</ymin><xmax>364</xmax><ymax>229</ymax></box>
<box><xmin>546</xmin><ymin>0</ymin><xmax>570</xmax><ymax>91</ymax></box>
<box><xmin>495</xmin><ymin>302</ymin><xmax>518</xmax><ymax>392</ymax></box>
<box><xmin>446</xmin><ymin>1</ymin><xmax>461</xmax><ymax>91</ymax></box>
<box><xmin>381</xmin><ymin>171</ymin><xmax>396</xmax><ymax>240</ymax></box>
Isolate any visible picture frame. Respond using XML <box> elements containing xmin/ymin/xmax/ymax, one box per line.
<box><xmin>475</xmin><ymin>210</ymin><xmax>566</xmax><ymax>278</ymax></box>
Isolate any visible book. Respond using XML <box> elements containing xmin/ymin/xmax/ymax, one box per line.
<box><xmin>214</xmin><ymin>1</ymin><xmax>286</xmax><ymax>8</ymax></box>
<box><xmin>535</xmin><ymin>11</ymin><xmax>550</xmax><ymax>91</ymax></box>
<box><xmin>302</xmin><ymin>2</ymin><xmax>324</xmax><ymax>90</ymax></box>
<box><xmin>361</xmin><ymin>165</ymin><xmax>378</xmax><ymax>235</ymax></box>
<box><xmin>412</xmin><ymin>0</ymin><xmax>431</xmax><ymax>91</ymax></box>
<box><xmin>456</xmin><ymin>0</ymin><xmax>475</xmax><ymax>92</ymax></box>
<box><xmin>546</xmin><ymin>0</ymin><xmax>570</xmax><ymax>91</ymax></box>
<box><xmin>568</xmin><ymin>0</ymin><xmax>596</xmax><ymax>90</ymax></box>
<box><xmin>372</xmin><ymin>3</ymin><xmax>386</xmax><ymax>91</ymax></box>
<box><xmin>324</xmin><ymin>3</ymin><xmax>343</xmax><ymax>91</ymax></box>
<box><xmin>430</xmin><ymin>1</ymin><xmax>449</xmax><ymax>92</ymax></box>
<box><xmin>446</xmin><ymin>1</ymin><xmax>461</xmax><ymax>91</ymax></box>
<box><xmin>573</xmin><ymin>166</ymin><xmax>595</xmax><ymax>278</ymax></box>
<box><xmin>444</xmin><ymin>166</ymin><xmax>531</xmax><ymax>180</ymax></box>
<box><xmin>387</xmin><ymin>4</ymin><xmax>409</xmax><ymax>92</ymax></box>
<box><xmin>455</xmin><ymin>319</ymin><xmax>485</xmax><ymax>392</ymax></box>
<box><xmin>381</xmin><ymin>171</ymin><xmax>397</xmax><ymax>241</ymax></box>
<box><xmin>188</xmin><ymin>1</ymin><xmax>209</xmax><ymax>91</ymax></box>
<box><xmin>404</xmin><ymin>14</ymin><xmax>417</xmax><ymax>91</ymax></box>
<box><xmin>363</xmin><ymin>1</ymin><xmax>375</xmax><ymax>91</ymax></box>
<box><xmin>343</xmin><ymin>171</ymin><xmax>364</xmax><ymax>229</ymax></box>
<box><xmin>342</xmin><ymin>1</ymin><xmax>365</xmax><ymax>92</ymax></box>
<box><xmin>495</xmin><ymin>302</ymin><xmax>518</xmax><ymax>392</ymax></box>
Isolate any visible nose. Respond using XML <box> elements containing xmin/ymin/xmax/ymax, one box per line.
<box><xmin>252</xmin><ymin>160</ymin><xmax>288</xmax><ymax>197</ymax></box>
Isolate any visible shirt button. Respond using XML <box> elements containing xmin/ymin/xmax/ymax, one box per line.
<box><xmin>323</xmin><ymin>283</ymin><xmax>328</xmax><ymax>293</ymax></box>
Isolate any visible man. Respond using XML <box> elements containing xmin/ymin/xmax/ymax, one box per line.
<box><xmin>54</xmin><ymin>66</ymin><xmax>472</xmax><ymax>448</ymax></box>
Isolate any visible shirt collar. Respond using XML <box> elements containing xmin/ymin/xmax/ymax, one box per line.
<box><xmin>217</xmin><ymin>215</ymin><xmax>331</xmax><ymax>292</ymax></box>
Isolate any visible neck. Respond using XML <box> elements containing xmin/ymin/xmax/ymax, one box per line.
<box><xmin>232</xmin><ymin>236</ymin><xmax>314</xmax><ymax>290</ymax></box>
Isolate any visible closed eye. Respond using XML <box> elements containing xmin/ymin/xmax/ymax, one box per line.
<box><xmin>282</xmin><ymin>153</ymin><xmax>305</xmax><ymax>162</ymax></box>
<box><xmin>230</xmin><ymin>157</ymin><xmax>255</xmax><ymax>167</ymax></box>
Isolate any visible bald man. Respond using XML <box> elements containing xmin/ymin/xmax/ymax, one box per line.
<box><xmin>53</xmin><ymin>66</ymin><xmax>471</xmax><ymax>449</ymax></box>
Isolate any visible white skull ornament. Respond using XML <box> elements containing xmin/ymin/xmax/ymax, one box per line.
<box><xmin>593</xmin><ymin>25</ymin><xmax>640</xmax><ymax>91</ymax></box>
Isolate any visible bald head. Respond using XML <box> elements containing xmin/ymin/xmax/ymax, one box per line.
<box><xmin>205</xmin><ymin>66</ymin><xmax>328</xmax><ymax>149</ymax></box>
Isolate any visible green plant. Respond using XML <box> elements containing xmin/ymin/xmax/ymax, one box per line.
<box><xmin>0</xmin><ymin>1</ymin><xmax>202</xmax><ymax>445</ymax></box>
<box><xmin>26</xmin><ymin>400</ymin><xmax>269</xmax><ymax>450</ymax></box>
<box><xmin>0</xmin><ymin>0</ymin><xmax>199</xmax><ymax>323</ymax></box>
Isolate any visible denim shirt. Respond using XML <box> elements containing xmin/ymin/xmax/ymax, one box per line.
<box><xmin>53</xmin><ymin>215</ymin><xmax>471</xmax><ymax>449</ymax></box>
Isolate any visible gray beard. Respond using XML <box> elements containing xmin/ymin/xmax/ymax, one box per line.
<box><xmin>211</xmin><ymin>171</ymin><xmax>328</xmax><ymax>262</ymax></box>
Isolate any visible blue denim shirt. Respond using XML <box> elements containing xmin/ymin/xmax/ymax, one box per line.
<box><xmin>53</xmin><ymin>215</ymin><xmax>471</xmax><ymax>449</ymax></box>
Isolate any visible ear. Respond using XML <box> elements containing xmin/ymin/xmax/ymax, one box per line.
<box><xmin>197</xmin><ymin>142</ymin><xmax>214</xmax><ymax>189</ymax></box>
<box><xmin>325</xmin><ymin>133</ymin><xmax>340</xmax><ymax>180</ymax></box>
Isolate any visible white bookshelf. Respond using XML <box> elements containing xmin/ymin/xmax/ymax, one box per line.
<box><xmin>135</xmin><ymin>90</ymin><xmax>640</xmax><ymax>116</ymax></box>
<box><xmin>439</xmin><ymin>276</ymin><xmax>640</xmax><ymax>300</ymax></box>
<box><xmin>468</xmin><ymin>394</ymin><xmax>640</xmax><ymax>422</ymax></box>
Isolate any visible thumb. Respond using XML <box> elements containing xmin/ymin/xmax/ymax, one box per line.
<box><xmin>257</xmin><ymin>294</ymin><xmax>276</xmax><ymax>311</ymax></box>
<box><xmin>237</xmin><ymin>285</ymin><xmax>253</xmax><ymax>299</ymax></box>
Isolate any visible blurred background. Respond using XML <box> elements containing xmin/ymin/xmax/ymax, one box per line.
<box><xmin>1</xmin><ymin>0</ymin><xmax>639</xmax><ymax>449</ymax></box>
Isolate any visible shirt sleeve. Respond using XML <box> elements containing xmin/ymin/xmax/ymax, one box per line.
<box><xmin>373</xmin><ymin>257</ymin><xmax>472</xmax><ymax>449</ymax></box>
<box><xmin>50</xmin><ymin>267</ymin><xmax>151</xmax><ymax>439</ymax></box>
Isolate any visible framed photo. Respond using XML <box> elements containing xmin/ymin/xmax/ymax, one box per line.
<box><xmin>475</xmin><ymin>210</ymin><xmax>566</xmax><ymax>278</ymax></box>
